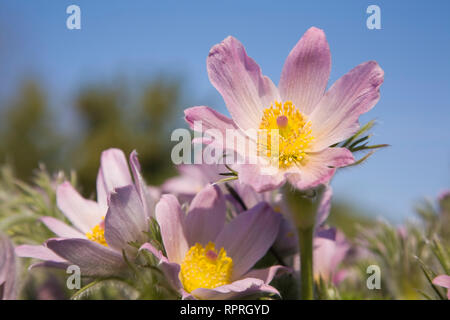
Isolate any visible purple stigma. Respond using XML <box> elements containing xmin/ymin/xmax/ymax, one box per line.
<box><xmin>276</xmin><ymin>115</ymin><xmax>288</xmax><ymax>128</ymax></box>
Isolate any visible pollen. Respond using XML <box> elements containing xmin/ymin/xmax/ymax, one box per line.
<box><xmin>85</xmin><ymin>218</ymin><xmax>108</xmax><ymax>246</ymax></box>
<box><xmin>180</xmin><ymin>242</ymin><xmax>233</xmax><ymax>293</ymax></box>
<box><xmin>258</xmin><ymin>100</ymin><xmax>314</xmax><ymax>169</ymax></box>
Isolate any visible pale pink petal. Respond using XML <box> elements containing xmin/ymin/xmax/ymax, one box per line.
<box><xmin>46</xmin><ymin>238</ymin><xmax>125</xmax><ymax>277</ymax></box>
<box><xmin>147</xmin><ymin>186</ymin><xmax>161</xmax><ymax>203</ymax></box>
<box><xmin>279</xmin><ymin>27</ymin><xmax>331</xmax><ymax>115</ymax></box>
<box><xmin>313</xmin><ymin>228</ymin><xmax>349</xmax><ymax>283</ymax></box>
<box><xmin>433</xmin><ymin>275</ymin><xmax>450</xmax><ymax>289</ymax></box>
<box><xmin>185</xmin><ymin>106</ymin><xmax>238</xmax><ymax>133</ymax></box>
<box><xmin>433</xmin><ymin>274</ymin><xmax>450</xmax><ymax>298</ymax></box>
<box><xmin>207</xmin><ymin>36</ymin><xmax>279</xmax><ymax>130</ymax></box>
<box><xmin>185</xmin><ymin>106</ymin><xmax>255</xmax><ymax>162</ymax></box>
<box><xmin>309</xmin><ymin>61</ymin><xmax>384</xmax><ymax>151</ymax></box>
<box><xmin>177</xmin><ymin>163</ymin><xmax>220</xmax><ymax>183</ymax></box>
<box><xmin>15</xmin><ymin>244</ymin><xmax>67</xmax><ymax>263</ymax></box>
<box><xmin>184</xmin><ymin>185</ymin><xmax>226</xmax><ymax>246</ymax></box>
<box><xmin>96</xmin><ymin>148</ymin><xmax>133</xmax><ymax>208</ymax></box>
<box><xmin>104</xmin><ymin>185</ymin><xmax>148</xmax><ymax>255</ymax></box>
<box><xmin>40</xmin><ymin>216</ymin><xmax>85</xmax><ymax>238</ymax></box>
<box><xmin>130</xmin><ymin>150</ymin><xmax>155</xmax><ymax>218</ymax></box>
<box><xmin>28</xmin><ymin>261</ymin><xmax>69</xmax><ymax>271</ymax></box>
<box><xmin>56</xmin><ymin>182</ymin><xmax>104</xmax><ymax>233</ymax></box>
<box><xmin>155</xmin><ymin>194</ymin><xmax>189</xmax><ymax>264</ymax></box>
<box><xmin>288</xmin><ymin>147</ymin><xmax>354</xmax><ymax>190</ymax></box>
<box><xmin>191</xmin><ymin>277</ymin><xmax>280</xmax><ymax>300</ymax></box>
<box><xmin>313</xmin><ymin>236</ymin><xmax>336</xmax><ymax>282</ymax></box>
<box><xmin>243</xmin><ymin>265</ymin><xmax>290</xmax><ymax>284</ymax></box>
<box><xmin>215</xmin><ymin>202</ymin><xmax>281</xmax><ymax>280</ymax></box>
<box><xmin>237</xmin><ymin>164</ymin><xmax>286</xmax><ymax>193</ymax></box>
<box><xmin>162</xmin><ymin>175</ymin><xmax>205</xmax><ymax>200</ymax></box>
<box><xmin>162</xmin><ymin>163</ymin><xmax>224</xmax><ymax>200</ymax></box>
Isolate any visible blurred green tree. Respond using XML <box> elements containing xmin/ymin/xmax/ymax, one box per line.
<box><xmin>69</xmin><ymin>77</ymin><xmax>181</xmax><ymax>196</ymax></box>
<box><xmin>0</xmin><ymin>79</ymin><xmax>62</xmax><ymax>181</ymax></box>
<box><xmin>0</xmin><ymin>76</ymin><xmax>182</xmax><ymax>197</ymax></box>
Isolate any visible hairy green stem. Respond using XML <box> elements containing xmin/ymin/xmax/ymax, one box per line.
<box><xmin>299</xmin><ymin>226</ymin><xmax>314</xmax><ymax>300</ymax></box>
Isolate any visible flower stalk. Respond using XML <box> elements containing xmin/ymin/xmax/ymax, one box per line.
<box><xmin>286</xmin><ymin>185</ymin><xmax>326</xmax><ymax>300</ymax></box>
<box><xmin>298</xmin><ymin>226</ymin><xmax>314</xmax><ymax>300</ymax></box>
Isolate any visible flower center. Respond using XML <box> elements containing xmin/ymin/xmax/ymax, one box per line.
<box><xmin>85</xmin><ymin>219</ymin><xmax>107</xmax><ymax>246</ymax></box>
<box><xmin>180</xmin><ymin>242</ymin><xmax>233</xmax><ymax>293</ymax></box>
<box><xmin>258</xmin><ymin>100</ymin><xmax>314</xmax><ymax>169</ymax></box>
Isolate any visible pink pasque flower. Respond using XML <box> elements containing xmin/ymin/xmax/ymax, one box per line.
<box><xmin>16</xmin><ymin>148</ymin><xmax>156</xmax><ymax>277</ymax></box>
<box><xmin>313</xmin><ymin>227</ymin><xmax>350</xmax><ymax>285</ymax></box>
<box><xmin>185</xmin><ymin>27</ymin><xmax>384</xmax><ymax>192</ymax></box>
<box><xmin>162</xmin><ymin>163</ymin><xmax>224</xmax><ymax>202</ymax></box>
<box><xmin>140</xmin><ymin>184</ymin><xmax>287</xmax><ymax>299</ymax></box>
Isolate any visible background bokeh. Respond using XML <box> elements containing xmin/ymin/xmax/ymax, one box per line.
<box><xmin>0</xmin><ymin>0</ymin><xmax>449</xmax><ymax>224</ymax></box>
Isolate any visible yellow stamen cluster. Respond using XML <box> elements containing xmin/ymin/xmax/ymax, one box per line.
<box><xmin>180</xmin><ymin>242</ymin><xmax>233</xmax><ymax>293</ymax></box>
<box><xmin>85</xmin><ymin>219</ymin><xmax>108</xmax><ymax>246</ymax></box>
<box><xmin>258</xmin><ymin>101</ymin><xmax>314</xmax><ymax>169</ymax></box>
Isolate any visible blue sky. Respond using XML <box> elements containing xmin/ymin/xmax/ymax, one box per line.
<box><xmin>0</xmin><ymin>0</ymin><xmax>449</xmax><ymax>222</ymax></box>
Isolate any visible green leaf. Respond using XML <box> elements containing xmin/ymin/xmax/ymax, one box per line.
<box><xmin>351</xmin><ymin>144</ymin><xmax>390</xmax><ymax>152</ymax></box>
<box><xmin>348</xmin><ymin>135</ymin><xmax>370</xmax><ymax>150</ymax></box>
<box><xmin>345</xmin><ymin>151</ymin><xmax>376</xmax><ymax>167</ymax></box>
<box><xmin>341</xmin><ymin>120</ymin><xmax>376</xmax><ymax>148</ymax></box>
<box><xmin>213</xmin><ymin>176</ymin><xmax>238</xmax><ymax>184</ymax></box>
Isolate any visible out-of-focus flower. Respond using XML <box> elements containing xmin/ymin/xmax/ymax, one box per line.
<box><xmin>185</xmin><ymin>27</ymin><xmax>383</xmax><ymax>192</ymax></box>
<box><xmin>432</xmin><ymin>275</ymin><xmax>450</xmax><ymax>299</ymax></box>
<box><xmin>16</xmin><ymin>148</ymin><xmax>156</xmax><ymax>277</ymax></box>
<box><xmin>162</xmin><ymin>163</ymin><xmax>223</xmax><ymax>202</ymax></box>
<box><xmin>0</xmin><ymin>233</ymin><xmax>17</xmax><ymax>300</ymax></box>
<box><xmin>313</xmin><ymin>228</ymin><xmax>350</xmax><ymax>285</ymax></box>
<box><xmin>141</xmin><ymin>184</ymin><xmax>287</xmax><ymax>299</ymax></box>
